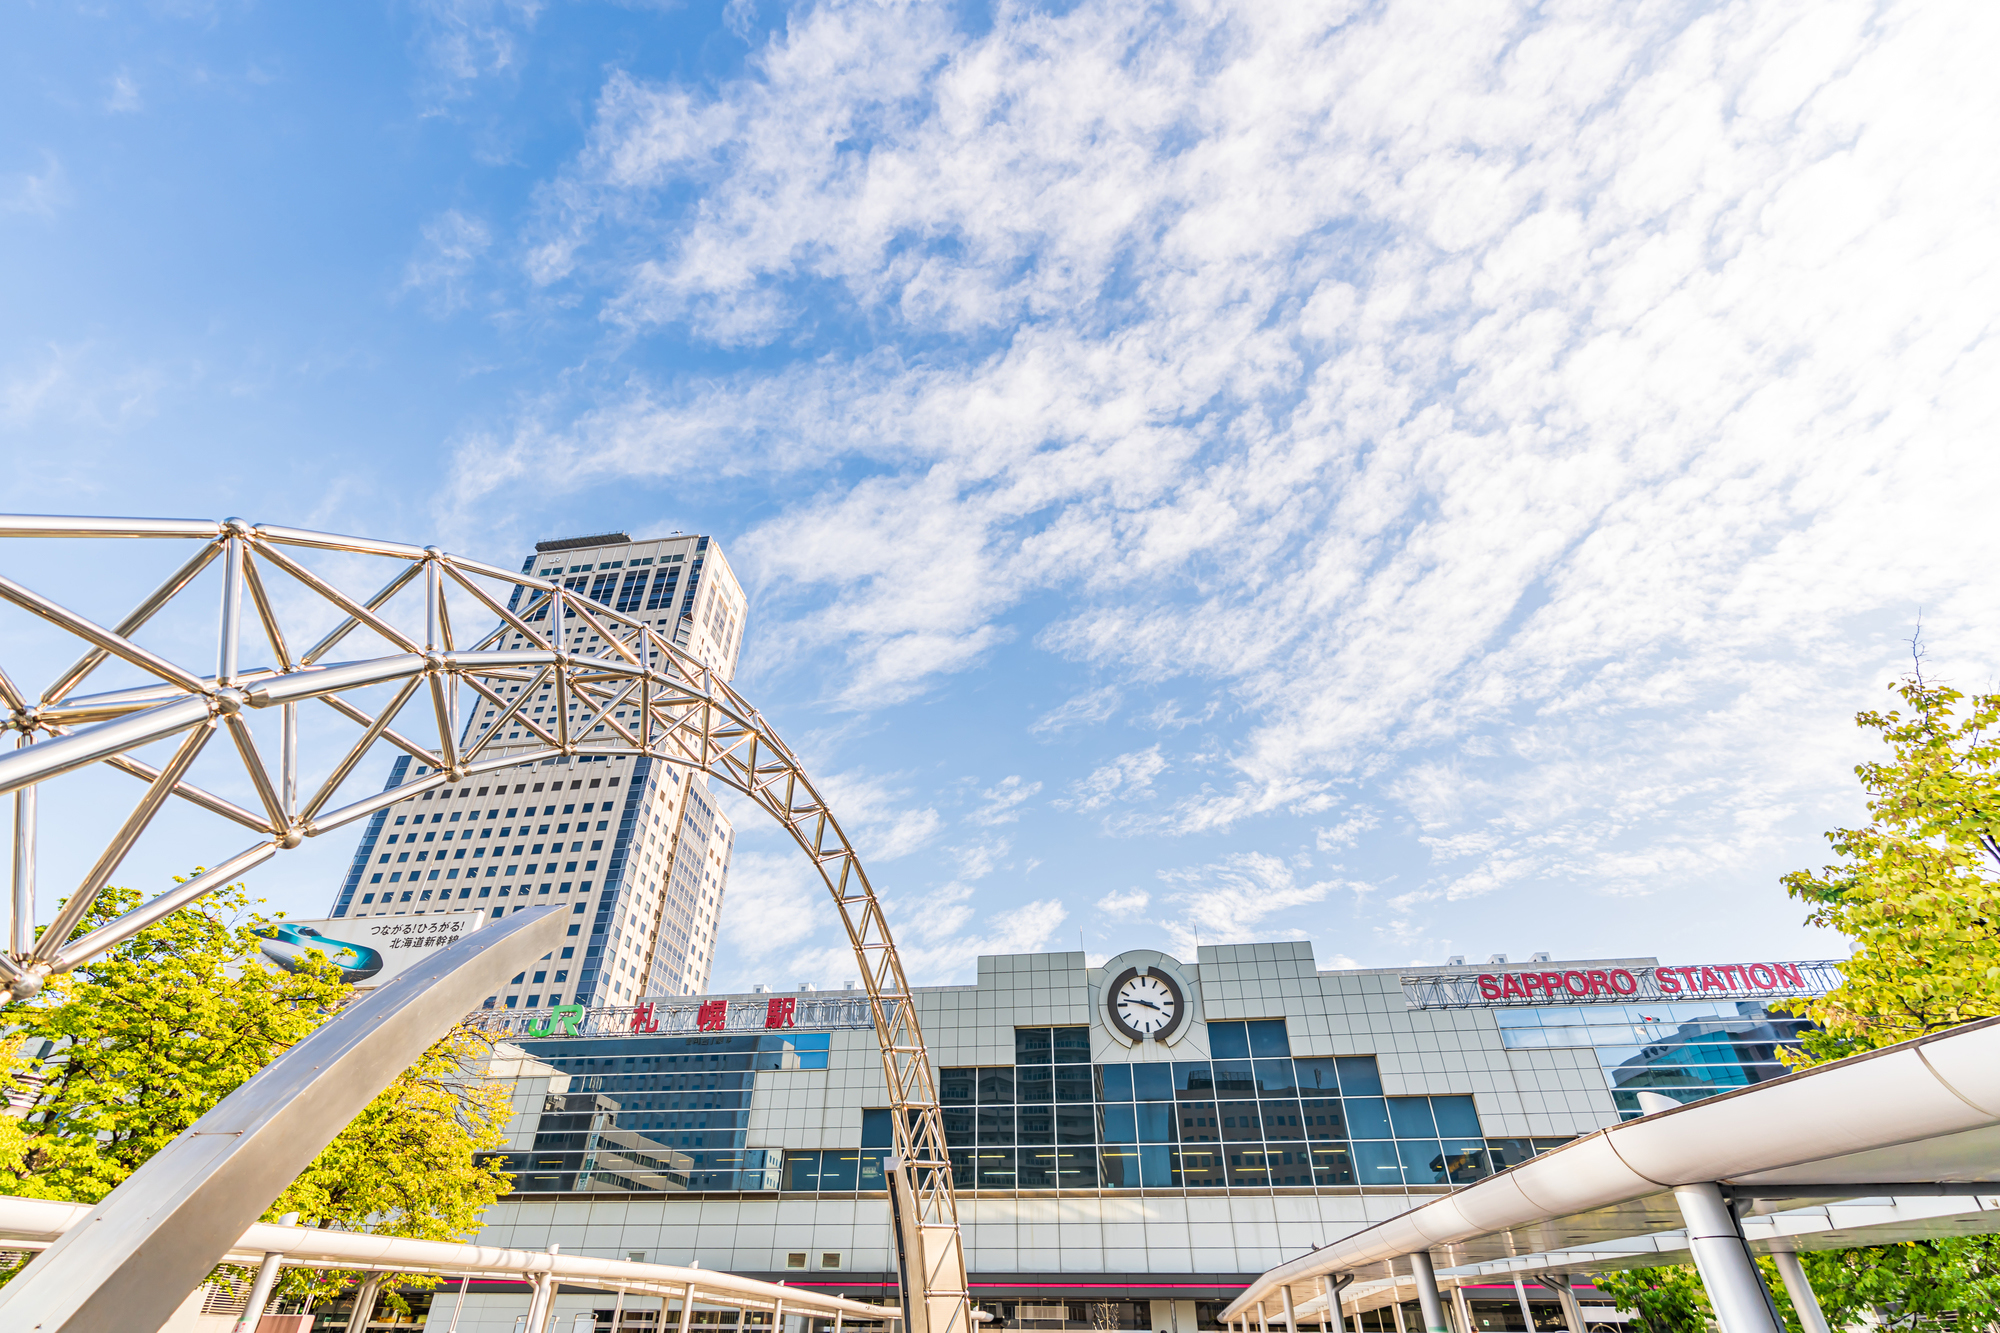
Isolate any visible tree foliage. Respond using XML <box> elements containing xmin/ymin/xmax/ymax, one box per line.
<box><xmin>0</xmin><ymin>877</ymin><xmax>513</xmax><ymax>1306</ymax></box>
<box><xmin>1592</xmin><ymin>1265</ymin><xmax>1710</xmax><ymax>1333</ymax></box>
<box><xmin>1780</xmin><ymin>667</ymin><xmax>2000</xmax><ymax>1064</ymax></box>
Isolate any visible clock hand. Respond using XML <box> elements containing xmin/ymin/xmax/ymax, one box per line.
<box><xmin>1124</xmin><ymin>997</ymin><xmax>1164</xmax><ymax>1011</ymax></box>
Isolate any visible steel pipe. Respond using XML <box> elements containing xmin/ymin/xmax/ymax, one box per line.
<box><xmin>1673</xmin><ymin>1183</ymin><xmax>1782</xmax><ymax>1333</ymax></box>
<box><xmin>1769</xmin><ymin>1251</ymin><xmax>1829</xmax><ymax>1333</ymax></box>
<box><xmin>1409</xmin><ymin>1254</ymin><xmax>1449</xmax><ymax>1333</ymax></box>
<box><xmin>0</xmin><ymin>694</ymin><xmax>214</xmax><ymax>798</ymax></box>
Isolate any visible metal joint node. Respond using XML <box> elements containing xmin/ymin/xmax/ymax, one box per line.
<box><xmin>211</xmin><ymin>688</ymin><xmax>245</xmax><ymax>715</ymax></box>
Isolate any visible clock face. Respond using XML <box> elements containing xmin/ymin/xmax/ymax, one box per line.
<box><xmin>1108</xmin><ymin>968</ymin><xmax>1183</xmax><ymax>1041</ymax></box>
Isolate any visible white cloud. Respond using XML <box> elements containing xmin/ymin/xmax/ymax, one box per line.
<box><xmin>1032</xmin><ymin>687</ymin><xmax>1121</xmax><ymax>736</ymax></box>
<box><xmin>966</xmin><ymin>775</ymin><xmax>1041</xmax><ymax>826</ymax></box>
<box><xmin>1095</xmin><ymin>887</ymin><xmax>1150</xmax><ymax>917</ymax></box>
<box><xmin>1315</xmin><ymin>810</ymin><xmax>1381</xmax><ymax>853</ymax></box>
<box><xmin>106</xmin><ymin>72</ymin><xmax>142</xmax><ymax>114</ymax></box>
<box><xmin>1157</xmin><ymin>852</ymin><xmax>1339</xmax><ymax>957</ymax></box>
<box><xmin>1062</xmin><ymin>746</ymin><xmax>1166</xmax><ymax>814</ymax></box>
<box><xmin>457</xmin><ymin>0</ymin><xmax>2000</xmax><ymax>950</ymax></box>
<box><xmin>402</xmin><ymin>210</ymin><xmax>492</xmax><ymax>316</ymax></box>
<box><xmin>816</xmin><ymin>770</ymin><xmax>943</xmax><ymax>861</ymax></box>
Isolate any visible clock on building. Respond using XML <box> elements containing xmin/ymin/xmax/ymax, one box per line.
<box><xmin>1105</xmin><ymin>966</ymin><xmax>1186</xmax><ymax>1042</ymax></box>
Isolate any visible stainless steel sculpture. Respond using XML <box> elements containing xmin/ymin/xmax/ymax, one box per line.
<box><xmin>0</xmin><ymin>905</ymin><xmax>568</xmax><ymax>1333</ymax></box>
<box><xmin>0</xmin><ymin>515</ymin><xmax>969</xmax><ymax>1333</ymax></box>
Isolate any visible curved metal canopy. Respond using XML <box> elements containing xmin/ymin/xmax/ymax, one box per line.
<box><xmin>1222</xmin><ymin>1013</ymin><xmax>2000</xmax><ymax>1323</ymax></box>
<box><xmin>0</xmin><ymin>515</ymin><xmax>969</xmax><ymax>1333</ymax></box>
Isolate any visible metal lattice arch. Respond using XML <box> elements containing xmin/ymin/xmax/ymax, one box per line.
<box><xmin>0</xmin><ymin>514</ymin><xmax>970</xmax><ymax>1333</ymax></box>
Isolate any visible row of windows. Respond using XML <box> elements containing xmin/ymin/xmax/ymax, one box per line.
<box><xmin>943</xmin><ymin>1092</ymin><xmax>1479</xmax><ymax>1146</ymax></box>
<box><xmin>940</xmin><ymin>1054</ymin><xmax>1379</xmax><ymax>1104</ymax></box>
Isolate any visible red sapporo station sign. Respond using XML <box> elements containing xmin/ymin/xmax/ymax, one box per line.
<box><xmin>1401</xmin><ymin>960</ymin><xmax>1844</xmax><ymax>1009</ymax></box>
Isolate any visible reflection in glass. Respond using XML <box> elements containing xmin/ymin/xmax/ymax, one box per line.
<box><xmin>1097</xmin><ymin>1064</ymin><xmax>1134</xmax><ymax>1101</ymax></box>
<box><xmin>1253</xmin><ymin>1059</ymin><xmax>1298</xmax><ymax>1097</ymax></box>
<box><xmin>1218</xmin><ymin>1101</ymin><xmax>1262</xmax><ymax>1141</ymax></box>
<box><xmin>1177</xmin><ymin>1101</ymin><xmax>1219</xmax><ymax>1142</ymax></box>
<box><xmin>1016</xmin><ymin>1028</ymin><xmax>1053</xmax><ymax>1063</ymax></box>
<box><xmin>1134</xmin><ymin>1063</ymin><xmax>1173</xmax><ymax>1102</ymax></box>
<box><xmin>1136</xmin><ymin>1102</ymin><xmax>1176</xmax><ymax>1143</ymax></box>
<box><xmin>1345</xmin><ymin>1096</ymin><xmax>1392</xmax><ymax>1139</ymax></box>
<box><xmin>1100</xmin><ymin>1145</ymin><xmax>1139</xmax><ymax>1188</ymax></box>
<box><xmin>1055</xmin><ymin>1068</ymin><xmax>1093</xmax><ymax>1103</ymax></box>
<box><xmin>1212</xmin><ymin>1060</ymin><xmax>1257</xmax><ymax>1097</ymax></box>
<box><xmin>1174</xmin><ymin>1062</ymin><xmax>1215</xmax><ymax>1098</ymax></box>
<box><xmin>1260</xmin><ymin>1100</ymin><xmax>1305</xmax><ymax>1142</ymax></box>
<box><xmin>1175</xmin><ymin>1145</ymin><xmax>1226</xmax><ymax>1187</ymax></box>
<box><xmin>1053</xmin><ymin>1027</ymin><xmax>1092</xmax><ymax>1064</ymax></box>
<box><xmin>978</xmin><ymin>1068</ymin><xmax>1015</xmax><ymax>1103</ymax></box>
<box><xmin>1016</xmin><ymin>1067</ymin><xmax>1054</xmax><ymax>1103</ymax></box>
<box><xmin>1017</xmin><ymin>1104</ymin><xmax>1054</xmax><ymax>1146</ymax></box>
<box><xmin>939</xmin><ymin>1069</ymin><xmax>976</xmax><ymax>1105</ymax></box>
<box><xmin>1397</xmin><ymin>1138</ymin><xmax>1445</xmax><ymax>1184</ymax></box>
<box><xmin>1293</xmin><ymin>1058</ymin><xmax>1337</xmax><ymax>1094</ymax></box>
<box><xmin>1099</xmin><ymin>1105</ymin><xmax>1137</xmax><ymax>1144</ymax></box>
<box><xmin>977</xmin><ymin>1106</ymin><xmax>1015</xmax><ymax>1145</ymax></box>
<box><xmin>1301</xmin><ymin>1097</ymin><xmax>1345</xmax><ymax>1140</ymax></box>
<box><xmin>1311</xmin><ymin>1143</ymin><xmax>1355</xmax><ymax>1186</ymax></box>
<box><xmin>1335</xmin><ymin>1056</ymin><xmax>1384</xmax><ymax>1096</ymax></box>
<box><xmin>1246</xmin><ymin>1020</ymin><xmax>1289</xmax><ymax>1057</ymax></box>
<box><xmin>1019</xmin><ymin>1146</ymin><xmax>1058</xmax><ymax>1188</ymax></box>
<box><xmin>975</xmin><ymin>1148</ymin><xmax>1017</xmax><ymax>1189</ymax></box>
<box><xmin>1139</xmin><ymin>1143</ymin><xmax>1175</xmax><ymax>1187</ymax></box>
<box><xmin>1431</xmin><ymin>1095</ymin><xmax>1480</xmax><ymax>1138</ymax></box>
<box><xmin>1439</xmin><ymin>1139</ymin><xmax>1489</xmax><ymax>1184</ymax></box>
<box><xmin>1387</xmin><ymin>1097</ymin><xmax>1437</xmax><ymax>1139</ymax></box>
<box><xmin>943</xmin><ymin>1107</ymin><xmax>975</xmax><ymax>1146</ymax></box>
<box><xmin>1056</xmin><ymin>1106</ymin><xmax>1097</xmax><ymax>1144</ymax></box>
<box><xmin>1208</xmin><ymin>1022</ymin><xmax>1251</xmax><ymax>1060</ymax></box>
<box><xmin>1351</xmin><ymin>1140</ymin><xmax>1403</xmax><ymax>1186</ymax></box>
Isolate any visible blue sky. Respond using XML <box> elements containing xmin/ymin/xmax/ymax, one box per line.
<box><xmin>5</xmin><ymin>0</ymin><xmax>1997</xmax><ymax>989</ymax></box>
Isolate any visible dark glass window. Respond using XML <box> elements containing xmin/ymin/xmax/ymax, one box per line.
<box><xmin>861</xmin><ymin>1109</ymin><xmax>894</xmax><ymax>1148</ymax></box>
<box><xmin>975</xmin><ymin>1148</ymin><xmax>1016</xmax><ymax>1190</ymax></box>
<box><xmin>1440</xmin><ymin>1140</ymin><xmax>1490</xmax><ymax>1184</ymax></box>
<box><xmin>1100</xmin><ymin>1145</ymin><xmax>1140</xmax><ymax>1188</ymax></box>
<box><xmin>1055</xmin><ymin>1144</ymin><xmax>1096</xmax><ymax>1187</ymax></box>
<box><xmin>1096</xmin><ymin>1064</ymin><xmax>1134</xmax><ymax>1101</ymax></box>
<box><xmin>1487</xmin><ymin>1137</ymin><xmax>1539</xmax><ymax>1171</ymax></box>
<box><xmin>1177</xmin><ymin>1102</ymin><xmax>1218</xmax><ymax>1142</ymax></box>
<box><xmin>1212</xmin><ymin>1060</ymin><xmax>1256</xmax><ymax>1097</ymax></box>
<box><xmin>1226</xmin><ymin>1147</ymin><xmax>1271</xmax><ymax>1187</ymax></box>
<box><xmin>1293</xmin><ymin>1057</ymin><xmax>1338</xmax><ymax>1095</ymax></box>
<box><xmin>1138</xmin><ymin>1144</ymin><xmax>1175</xmax><ymax>1187</ymax></box>
<box><xmin>1246</xmin><ymin>1020</ymin><xmax>1289</xmax><ymax>1057</ymax></box>
<box><xmin>1053</xmin><ymin>1027</ymin><xmax>1091</xmax><ymax>1063</ymax></box>
<box><xmin>1016</xmin><ymin>1067</ymin><xmax>1054</xmax><ymax>1103</ymax></box>
<box><xmin>1388</xmin><ymin>1097</ymin><xmax>1437</xmax><ymax>1139</ymax></box>
<box><xmin>1218</xmin><ymin>1101</ymin><xmax>1262</xmax><ymax>1141</ymax></box>
<box><xmin>1253</xmin><ymin>1059</ymin><xmax>1297</xmax><ymax>1097</ymax></box>
<box><xmin>943</xmin><ymin>1108</ymin><xmax>975</xmax><ymax>1147</ymax></box>
<box><xmin>1018</xmin><ymin>1146</ymin><xmax>1058</xmax><ymax>1188</ymax></box>
<box><xmin>948</xmin><ymin>1148</ymin><xmax>975</xmax><ymax>1191</ymax></box>
<box><xmin>1056</xmin><ymin>1106</ymin><xmax>1095</xmax><ymax>1144</ymax></box>
<box><xmin>1208</xmin><ymin>1022</ymin><xmax>1250</xmax><ymax>1060</ymax></box>
<box><xmin>1176</xmin><ymin>1144</ymin><xmax>1226</xmax><ymax>1187</ymax></box>
<box><xmin>1336</xmin><ymin>1055</ymin><xmax>1383</xmax><ymax>1095</ymax></box>
<box><xmin>939</xmin><ymin>1069</ymin><xmax>976</xmax><ymax>1105</ymax></box>
<box><xmin>978</xmin><ymin>1068</ymin><xmax>1015</xmax><ymax>1104</ymax></box>
<box><xmin>1259</xmin><ymin>1100</ymin><xmax>1305</xmax><ymax>1142</ymax></box>
<box><xmin>1099</xmin><ymin>1105</ymin><xmax>1137</xmax><ymax>1144</ymax></box>
<box><xmin>1017</xmin><ymin>1105</ymin><xmax>1055</xmax><ymax>1146</ymax></box>
<box><xmin>1432</xmin><ymin>1095</ymin><xmax>1481</xmax><ymax>1138</ymax></box>
<box><xmin>1173</xmin><ymin>1062</ymin><xmax>1214</xmax><ymax>1098</ymax></box>
<box><xmin>980</xmin><ymin>1104</ymin><xmax>1019</xmax><ymax>1144</ymax></box>
<box><xmin>820</xmin><ymin>1149</ymin><xmax>859</xmax><ymax>1190</ymax></box>
<box><xmin>1016</xmin><ymin>1028</ymin><xmax>1053</xmax><ymax>1064</ymax></box>
<box><xmin>1136</xmin><ymin>1102</ymin><xmax>1176</xmax><ymax>1143</ymax></box>
<box><xmin>786</xmin><ymin>1151</ymin><xmax>821</xmax><ymax>1191</ymax></box>
<box><xmin>1301</xmin><ymin>1097</ymin><xmax>1346</xmax><ymax>1140</ymax></box>
<box><xmin>1351</xmin><ymin>1139</ymin><xmax>1403</xmax><ymax>1187</ymax></box>
<box><xmin>1267</xmin><ymin>1146</ymin><xmax>1315</xmax><ymax>1188</ymax></box>
<box><xmin>1134</xmin><ymin>1063</ymin><xmax>1173</xmax><ymax>1102</ymax></box>
<box><xmin>1398</xmin><ymin>1139</ymin><xmax>1446</xmax><ymax>1185</ymax></box>
<box><xmin>1311</xmin><ymin>1143</ymin><xmax>1354</xmax><ymax>1186</ymax></box>
<box><xmin>1346</xmin><ymin>1097</ymin><xmax>1392</xmax><ymax>1139</ymax></box>
<box><xmin>1054</xmin><ymin>1067</ymin><xmax>1093</xmax><ymax>1103</ymax></box>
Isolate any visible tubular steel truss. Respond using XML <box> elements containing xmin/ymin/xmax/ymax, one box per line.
<box><xmin>0</xmin><ymin>514</ymin><xmax>969</xmax><ymax>1333</ymax></box>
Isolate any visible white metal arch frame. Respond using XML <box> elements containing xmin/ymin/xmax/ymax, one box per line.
<box><xmin>0</xmin><ymin>514</ymin><xmax>969</xmax><ymax>1333</ymax></box>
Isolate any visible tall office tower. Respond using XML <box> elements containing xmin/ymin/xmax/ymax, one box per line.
<box><xmin>328</xmin><ymin>530</ymin><xmax>746</xmax><ymax>1009</ymax></box>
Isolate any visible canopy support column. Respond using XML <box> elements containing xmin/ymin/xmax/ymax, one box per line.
<box><xmin>1408</xmin><ymin>1254</ymin><xmax>1449</xmax><ymax>1333</ymax></box>
<box><xmin>1770</xmin><ymin>1252</ymin><xmax>1831</xmax><ymax>1333</ymax></box>
<box><xmin>1283</xmin><ymin>1285</ymin><xmax>1300</xmax><ymax>1332</ymax></box>
<box><xmin>1451</xmin><ymin>1283</ymin><xmax>1473</xmax><ymax>1333</ymax></box>
<box><xmin>1673</xmin><ymin>1184</ymin><xmax>1782</xmax><ymax>1333</ymax></box>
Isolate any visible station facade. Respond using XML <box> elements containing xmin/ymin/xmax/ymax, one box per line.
<box><xmin>440</xmin><ymin>941</ymin><xmax>1831</xmax><ymax>1333</ymax></box>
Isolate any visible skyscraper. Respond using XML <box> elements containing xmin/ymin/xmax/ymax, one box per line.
<box><xmin>328</xmin><ymin>530</ymin><xmax>747</xmax><ymax>1008</ymax></box>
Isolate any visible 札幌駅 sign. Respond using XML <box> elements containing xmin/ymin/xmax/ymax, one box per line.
<box><xmin>1400</xmin><ymin>959</ymin><xmax>1844</xmax><ymax>1009</ymax></box>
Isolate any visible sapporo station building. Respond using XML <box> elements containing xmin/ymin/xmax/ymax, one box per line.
<box><xmin>436</xmin><ymin>942</ymin><xmax>1835</xmax><ymax>1333</ymax></box>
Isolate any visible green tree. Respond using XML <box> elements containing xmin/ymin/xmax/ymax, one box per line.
<box><xmin>0</xmin><ymin>876</ymin><xmax>513</xmax><ymax>1311</ymax></box>
<box><xmin>1780</xmin><ymin>667</ymin><xmax>2000</xmax><ymax>1063</ymax></box>
<box><xmin>1592</xmin><ymin>1265</ymin><xmax>1709</xmax><ymax>1333</ymax></box>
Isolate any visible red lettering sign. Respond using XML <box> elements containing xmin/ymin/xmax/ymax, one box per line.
<box><xmin>630</xmin><ymin>1002</ymin><xmax>659</xmax><ymax>1034</ymax></box>
<box><xmin>765</xmin><ymin>996</ymin><xmax>797</xmax><ymax>1029</ymax></box>
<box><xmin>1747</xmin><ymin>964</ymin><xmax>1776</xmax><ymax>989</ymax></box>
<box><xmin>1775</xmin><ymin>963</ymin><xmax>1804</xmax><ymax>988</ymax></box>
<box><xmin>1467</xmin><ymin>961</ymin><xmax>1810</xmax><ymax>1004</ymax></box>
<box><xmin>697</xmin><ymin>999</ymin><xmax>727</xmax><ymax>1031</ymax></box>
<box><xmin>1478</xmin><ymin>975</ymin><xmax>1502</xmax><ymax>1000</ymax></box>
<box><xmin>1609</xmin><ymin>969</ymin><xmax>1637</xmax><ymax>995</ymax></box>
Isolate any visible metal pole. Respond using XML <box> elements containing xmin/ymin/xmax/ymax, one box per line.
<box><xmin>1259</xmin><ymin>1301</ymin><xmax>1269</xmax><ymax>1333</ymax></box>
<box><xmin>1391</xmin><ymin>1291</ymin><xmax>1407</xmax><ymax>1333</ymax></box>
<box><xmin>523</xmin><ymin>1273</ymin><xmax>554</xmax><ymax>1333</ymax></box>
<box><xmin>1770</xmin><ymin>1252</ymin><xmax>1831</xmax><ymax>1333</ymax></box>
<box><xmin>10</xmin><ymin>740</ymin><xmax>33</xmax><ymax>958</ymax></box>
<box><xmin>1451</xmin><ymin>1283</ymin><xmax>1473</xmax><ymax>1333</ymax></box>
<box><xmin>610</xmin><ymin>1284</ymin><xmax>625</xmax><ymax>1333</ymax></box>
<box><xmin>1513</xmin><ymin>1280</ymin><xmax>1534</xmax><ymax>1333</ymax></box>
<box><xmin>1283</xmin><ymin>1286</ymin><xmax>1300</xmax><ymax>1332</ymax></box>
<box><xmin>1409</xmin><ymin>1255</ymin><xmax>1449</xmax><ymax>1333</ymax></box>
<box><xmin>344</xmin><ymin>1272</ymin><xmax>383</xmax><ymax>1333</ymax></box>
<box><xmin>233</xmin><ymin>1247</ymin><xmax>285</xmax><ymax>1333</ymax></box>
<box><xmin>679</xmin><ymin>1283</ymin><xmax>697</xmax><ymax>1333</ymax></box>
<box><xmin>220</xmin><ymin>531</ymin><xmax>244</xmax><ymax>685</ymax></box>
<box><xmin>446</xmin><ymin>1274</ymin><xmax>472</xmax><ymax>1333</ymax></box>
<box><xmin>1672</xmin><ymin>1184</ymin><xmax>1782</xmax><ymax>1333</ymax></box>
<box><xmin>281</xmin><ymin>701</ymin><xmax>298</xmax><ymax>818</ymax></box>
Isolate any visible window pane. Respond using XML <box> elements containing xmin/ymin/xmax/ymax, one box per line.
<box><xmin>1016</xmin><ymin>1067</ymin><xmax>1054</xmax><ymax>1103</ymax></box>
<box><xmin>978</xmin><ymin>1106</ymin><xmax>1015</xmax><ymax>1145</ymax></box>
<box><xmin>1100</xmin><ymin>1146</ymin><xmax>1140</xmax><ymax>1188</ymax></box>
<box><xmin>1254</xmin><ymin>1059</ymin><xmax>1298</xmax><ymax>1097</ymax></box>
<box><xmin>1134</xmin><ymin>1064</ymin><xmax>1173</xmax><ymax>1102</ymax></box>
<box><xmin>1055</xmin><ymin>1145</ymin><xmax>1096</xmax><ymax>1188</ymax></box>
<box><xmin>859</xmin><ymin>1151</ymin><xmax>886</xmax><ymax>1190</ymax></box>
<box><xmin>943</xmin><ymin>1108</ymin><xmax>975</xmax><ymax>1147</ymax></box>
<box><xmin>1266</xmin><ymin>1146</ymin><xmax>1313</xmax><ymax>1188</ymax></box>
<box><xmin>1053</xmin><ymin>1027</ymin><xmax>1092</xmax><ymax>1064</ymax></box>
<box><xmin>1351</xmin><ymin>1140</ymin><xmax>1403</xmax><ymax>1187</ymax></box>
<box><xmin>1293</xmin><ymin>1058</ymin><xmax>1338</xmax><ymax>1095</ymax></box>
<box><xmin>1301</xmin><ymin>1097</ymin><xmax>1346</xmax><ymax>1140</ymax></box>
<box><xmin>1017</xmin><ymin>1105</ymin><xmax>1055</xmax><ymax>1146</ymax></box>
<box><xmin>1016</xmin><ymin>1028</ymin><xmax>1053</xmax><ymax>1063</ymax></box>
<box><xmin>1311</xmin><ymin>1143</ymin><xmax>1355</xmax><ymax>1186</ymax></box>
<box><xmin>1431</xmin><ymin>1095</ymin><xmax>1481</xmax><ymax>1138</ymax></box>
<box><xmin>1336</xmin><ymin>1056</ymin><xmax>1383</xmax><ymax>1096</ymax></box>
<box><xmin>1096</xmin><ymin>1064</ymin><xmax>1133</xmax><ymax>1101</ymax></box>
<box><xmin>1440</xmin><ymin>1139</ymin><xmax>1490</xmax><ymax>1184</ymax></box>
<box><xmin>975</xmin><ymin>1148</ymin><xmax>1017</xmax><ymax>1190</ymax></box>
<box><xmin>1019</xmin><ymin>1146</ymin><xmax>1058</xmax><ymax>1189</ymax></box>
<box><xmin>939</xmin><ymin>1069</ymin><xmax>976</xmax><ymax>1105</ymax></box>
<box><xmin>1345</xmin><ymin>1096</ymin><xmax>1392</xmax><ymax>1139</ymax></box>
<box><xmin>1399</xmin><ymin>1138</ymin><xmax>1447</xmax><ymax>1185</ymax></box>
<box><xmin>1056</xmin><ymin>1105</ymin><xmax>1096</xmax><ymax>1144</ymax></box>
<box><xmin>1099</xmin><ymin>1104</ymin><xmax>1137</xmax><ymax>1144</ymax></box>
<box><xmin>1246</xmin><ymin>1020</ymin><xmax>1290</xmax><ymax>1057</ymax></box>
<box><xmin>1226</xmin><ymin>1147</ymin><xmax>1271</xmax><ymax>1187</ymax></box>
<box><xmin>1212</xmin><ymin>1060</ymin><xmax>1257</xmax><ymax>1097</ymax></box>
<box><xmin>1259</xmin><ymin>1099</ymin><xmax>1305</xmax><ymax>1142</ymax></box>
<box><xmin>821</xmin><ymin>1149</ymin><xmax>859</xmax><ymax>1190</ymax></box>
<box><xmin>1388</xmin><ymin>1097</ymin><xmax>1437</xmax><ymax>1138</ymax></box>
<box><xmin>1136</xmin><ymin>1102</ymin><xmax>1176</xmax><ymax>1143</ymax></box>
<box><xmin>861</xmin><ymin>1108</ymin><xmax>893</xmax><ymax>1148</ymax></box>
<box><xmin>786</xmin><ymin>1151</ymin><xmax>821</xmax><ymax>1191</ymax></box>
<box><xmin>948</xmin><ymin>1148</ymin><xmax>975</xmax><ymax>1190</ymax></box>
<box><xmin>1054</xmin><ymin>1068</ymin><xmax>1093</xmax><ymax>1103</ymax></box>
<box><xmin>1487</xmin><ymin>1137</ymin><xmax>1538</xmax><ymax>1170</ymax></box>
<box><xmin>1139</xmin><ymin>1143</ymin><xmax>1175</xmax><ymax>1187</ymax></box>
<box><xmin>1209</xmin><ymin>1022</ymin><xmax>1250</xmax><ymax>1060</ymax></box>
<box><xmin>1173</xmin><ymin>1062</ymin><xmax>1215</xmax><ymax>1098</ymax></box>
<box><xmin>1175</xmin><ymin>1145</ymin><xmax>1225</xmax><ymax>1187</ymax></box>
<box><xmin>1218</xmin><ymin>1101</ymin><xmax>1262</xmax><ymax>1141</ymax></box>
<box><xmin>979</xmin><ymin>1068</ymin><xmax>1015</xmax><ymax>1104</ymax></box>
<box><xmin>1177</xmin><ymin>1101</ymin><xmax>1218</xmax><ymax>1143</ymax></box>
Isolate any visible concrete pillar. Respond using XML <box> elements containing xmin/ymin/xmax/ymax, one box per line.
<box><xmin>1409</xmin><ymin>1255</ymin><xmax>1450</xmax><ymax>1333</ymax></box>
<box><xmin>1672</xmin><ymin>1184</ymin><xmax>1782</xmax><ymax>1333</ymax></box>
<box><xmin>1770</xmin><ymin>1252</ymin><xmax>1831</xmax><ymax>1333</ymax></box>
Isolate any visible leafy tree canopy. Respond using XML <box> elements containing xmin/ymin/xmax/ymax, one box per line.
<box><xmin>0</xmin><ymin>877</ymin><xmax>513</xmax><ymax>1307</ymax></box>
